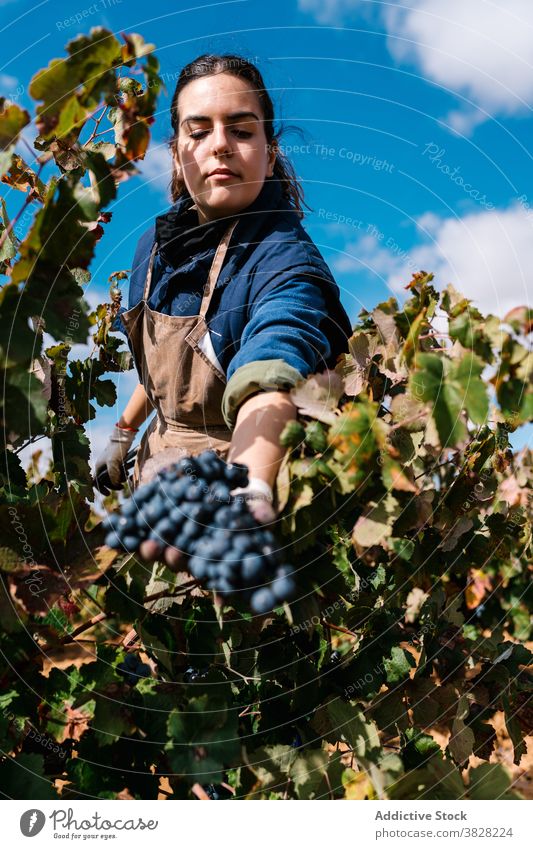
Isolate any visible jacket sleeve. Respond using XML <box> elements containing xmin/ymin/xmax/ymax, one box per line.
<box><xmin>222</xmin><ymin>275</ymin><xmax>333</xmax><ymax>428</ymax></box>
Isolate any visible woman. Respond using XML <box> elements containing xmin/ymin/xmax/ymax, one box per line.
<box><xmin>95</xmin><ymin>53</ymin><xmax>352</xmax><ymax>521</ymax></box>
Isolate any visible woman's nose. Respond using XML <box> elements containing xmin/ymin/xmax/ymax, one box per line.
<box><xmin>211</xmin><ymin>123</ymin><xmax>232</xmax><ymax>156</ymax></box>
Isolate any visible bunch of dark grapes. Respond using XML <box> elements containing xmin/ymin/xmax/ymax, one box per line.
<box><xmin>103</xmin><ymin>450</ymin><xmax>297</xmax><ymax>614</ymax></box>
<box><xmin>117</xmin><ymin>652</ymin><xmax>152</xmax><ymax>686</ymax></box>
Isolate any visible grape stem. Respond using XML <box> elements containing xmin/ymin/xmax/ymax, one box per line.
<box><xmin>86</xmin><ymin>105</ymin><xmax>108</xmax><ymax>143</ymax></box>
<box><xmin>322</xmin><ymin>620</ymin><xmax>358</xmax><ymax>639</ymax></box>
<box><xmin>41</xmin><ymin>612</ymin><xmax>107</xmax><ymax>652</ymax></box>
<box><xmin>212</xmin><ymin>662</ymin><xmax>260</xmax><ymax>683</ymax></box>
<box><xmin>0</xmin><ymin>162</ymin><xmax>44</xmax><ymax>252</ymax></box>
<box><xmin>238</xmin><ymin>707</ymin><xmax>261</xmax><ymax>718</ymax></box>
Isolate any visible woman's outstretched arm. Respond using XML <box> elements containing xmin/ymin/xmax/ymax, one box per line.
<box><xmin>227</xmin><ymin>390</ymin><xmax>296</xmax><ymax>490</ymax></box>
<box><xmin>117</xmin><ymin>382</ymin><xmax>155</xmax><ymax>430</ymax></box>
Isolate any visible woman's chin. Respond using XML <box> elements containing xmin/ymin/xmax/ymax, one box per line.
<box><xmin>200</xmin><ymin>187</ymin><xmax>252</xmax><ymax>220</ymax></box>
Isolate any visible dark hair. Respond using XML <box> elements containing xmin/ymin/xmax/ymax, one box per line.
<box><xmin>169</xmin><ymin>53</ymin><xmax>309</xmax><ymax>218</ymax></box>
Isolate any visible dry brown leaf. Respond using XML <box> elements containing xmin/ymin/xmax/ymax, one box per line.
<box><xmin>290</xmin><ymin>371</ymin><xmax>344</xmax><ymax>424</ymax></box>
<box><xmin>465</xmin><ymin>568</ymin><xmax>492</xmax><ymax>610</ymax></box>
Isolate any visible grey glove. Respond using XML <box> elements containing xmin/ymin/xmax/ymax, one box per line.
<box><xmin>231</xmin><ymin>477</ymin><xmax>277</xmax><ymax>525</ymax></box>
<box><xmin>94</xmin><ymin>425</ymin><xmax>137</xmax><ymax>494</ymax></box>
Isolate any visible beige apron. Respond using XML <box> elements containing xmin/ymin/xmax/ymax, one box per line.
<box><xmin>120</xmin><ymin>219</ymin><xmax>239</xmax><ymax>488</ymax></box>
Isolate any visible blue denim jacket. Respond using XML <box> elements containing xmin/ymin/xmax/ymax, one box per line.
<box><xmin>116</xmin><ymin>175</ymin><xmax>352</xmax><ymax>427</ymax></box>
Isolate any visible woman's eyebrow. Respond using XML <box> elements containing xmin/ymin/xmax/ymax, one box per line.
<box><xmin>181</xmin><ymin>110</ymin><xmax>260</xmax><ymax>127</ymax></box>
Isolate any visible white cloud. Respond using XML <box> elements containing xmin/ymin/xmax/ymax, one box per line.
<box><xmin>383</xmin><ymin>0</ymin><xmax>533</xmax><ymax>131</ymax></box>
<box><xmin>332</xmin><ymin>202</ymin><xmax>532</xmax><ymax>318</ymax></box>
<box><xmin>298</xmin><ymin>1</ymin><xmax>533</xmax><ymax>132</ymax></box>
<box><xmin>138</xmin><ymin>141</ymin><xmax>172</xmax><ymax>198</ymax></box>
<box><xmin>0</xmin><ymin>72</ymin><xmax>19</xmax><ymax>90</ymax></box>
<box><xmin>297</xmin><ymin>0</ymin><xmax>365</xmax><ymax>26</ymax></box>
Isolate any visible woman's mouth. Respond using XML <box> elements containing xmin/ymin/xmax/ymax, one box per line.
<box><xmin>208</xmin><ymin>169</ymin><xmax>238</xmax><ymax>180</ymax></box>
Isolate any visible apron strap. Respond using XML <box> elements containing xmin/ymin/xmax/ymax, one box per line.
<box><xmin>142</xmin><ymin>242</ymin><xmax>159</xmax><ymax>302</ymax></box>
<box><xmin>199</xmin><ymin>218</ymin><xmax>239</xmax><ymax>318</ymax></box>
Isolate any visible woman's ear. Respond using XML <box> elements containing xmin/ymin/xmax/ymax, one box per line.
<box><xmin>267</xmin><ymin>141</ymin><xmax>277</xmax><ymax>177</ymax></box>
<box><xmin>171</xmin><ymin>145</ymin><xmax>181</xmax><ymax>177</ymax></box>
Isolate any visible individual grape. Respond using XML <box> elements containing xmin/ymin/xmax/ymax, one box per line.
<box><xmin>227</xmin><ymin>514</ymin><xmax>258</xmax><ymax>532</ymax></box>
<box><xmin>168</xmin><ymin>479</ymin><xmax>190</xmax><ymax>500</ymax></box>
<box><xmin>182</xmin><ymin>518</ymin><xmax>201</xmax><ymax>540</ymax></box>
<box><xmin>164</xmin><ymin>546</ymin><xmax>185</xmax><ymax>570</ymax></box>
<box><xmin>199</xmin><ymin>537</ymin><xmax>227</xmax><ymax>560</ymax></box>
<box><xmin>184</xmin><ymin>482</ymin><xmax>203</xmax><ymax>502</ymax></box>
<box><xmin>153</xmin><ymin>517</ymin><xmax>176</xmax><ymax>543</ymax></box>
<box><xmin>231</xmin><ymin>535</ymin><xmax>256</xmax><ymax>555</ymax></box>
<box><xmin>139</xmin><ymin>539</ymin><xmax>163</xmax><ymax>561</ymax></box>
<box><xmin>210</xmin><ymin>481</ymin><xmax>231</xmax><ymax>502</ymax></box>
<box><xmin>169</xmin><ymin>506</ymin><xmax>184</xmax><ymax>525</ymax></box>
<box><xmin>173</xmin><ymin>530</ymin><xmax>195</xmax><ymax>555</ymax></box>
<box><xmin>121</xmin><ymin>499</ymin><xmax>138</xmax><ymax>518</ymax></box>
<box><xmin>250</xmin><ymin>587</ymin><xmax>276</xmax><ymax>615</ymax></box>
<box><xmin>213</xmin><ymin>505</ymin><xmax>234</xmax><ymax>526</ymax></box>
<box><xmin>271</xmin><ymin>574</ymin><xmax>297</xmax><ymax>603</ymax></box>
<box><xmin>128</xmin><ymin>484</ymin><xmax>154</xmax><ymax>506</ymax></box>
<box><xmin>105</xmin><ymin>530</ymin><xmax>124</xmax><ymax>550</ymax></box>
<box><xmin>192</xmin><ymin>538</ymin><xmax>217</xmax><ymax>558</ymax></box>
<box><xmin>175</xmin><ymin>457</ymin><xmax>201</xmax><ymax>477</ymax></box>
<box><xmin>179</xmin><ymin>502</ymin><xmax>207</xmax><ymax>522</ymax></box>
<box><xmin>122</xmin><ymin>534</ymin><xmax>140</xmax><ymax>552</ymax></box>
<box><xmin>142</xmin><ymin>496</ymin><xmax>166</xmax><ymax>523</ymax></box>
<box><xmin>103</xmin><ymin>513</ymin><xmax>121</xmax><ymax>531</ymax></box>
<box><xmin>188</xmin><ymin>556</ymin><xmax>208</xmax><ymax>581</ymax></box>
<box><xmin>241</xmin><ymin>554</ymin><xmax>264</xmax><ymax>583</ymax></box>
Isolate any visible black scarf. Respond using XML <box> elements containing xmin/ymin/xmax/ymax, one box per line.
<box><xmin>154</xmin><ymin>176</ymin><xmax>283</xmax><ymax>268</ymax></box>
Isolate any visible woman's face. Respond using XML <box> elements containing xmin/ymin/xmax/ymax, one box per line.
<box><xmin>174</xmin><ymin>72</ymin><xmax>277</xmax><ymax>223</ymax></box>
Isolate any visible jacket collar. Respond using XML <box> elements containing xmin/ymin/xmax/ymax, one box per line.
<box><xmin>157</xmin><ymin>176</ymin><xmax>292</xmax><ymax>286</ymax></box>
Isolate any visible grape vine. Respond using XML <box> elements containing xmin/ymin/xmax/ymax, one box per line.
<box><xmin>0</xmin><ymin>30</ymin><xmax>531</xmax><ymax>801</ymax></box>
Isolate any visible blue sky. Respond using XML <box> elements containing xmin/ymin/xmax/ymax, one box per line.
<box><xmin>1</xmin><ymin>0</ymin><xmax>531</xmax><ymax>460</ymax></box>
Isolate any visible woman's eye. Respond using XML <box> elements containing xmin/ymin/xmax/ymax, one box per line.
<box><xmin>189</xmin><ymin>128</ymin><xmax>253</xmax><ymax>140</ymax></box>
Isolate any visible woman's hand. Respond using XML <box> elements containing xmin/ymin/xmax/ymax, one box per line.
<box><xmin>94</xmin><ymin>383</ymin><xmax>155</xmax><ymax>494</ymax></box>
<box><xmin>94</xmin><ymin>426</ymin><xmax>137</xmax><ymax>494</ymax></box>
<box><xmin>139</xmin><ymin>391</ymin><xmax>294</xmax><ymax>569</ymax></box>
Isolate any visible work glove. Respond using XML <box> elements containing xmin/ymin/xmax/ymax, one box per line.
<box><xmin>230</xmin><ymin>477</ymin><xmax>276</xmax><ymax>525</ymax></box>
<box><xmin>94</xmin><ymin>425</ymin><xmax>138</xmax><ymax>495</ymax></box>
